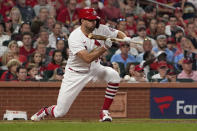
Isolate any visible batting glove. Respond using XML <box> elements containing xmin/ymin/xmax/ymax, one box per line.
<box><xmin>123</xmin><ymin>37</ymin><xmax>132</xmax><ymax>43</ymax></box>
<box><xmin>104</xmin><ymin>38</ymin><xmax>112</xmax><ymax>49</ymax></box>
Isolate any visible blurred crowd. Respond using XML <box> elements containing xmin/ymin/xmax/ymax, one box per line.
<box><xmin>0</xmin><ymin>0</ymin><xmax>197</xmax><ymax>82</ymax></box>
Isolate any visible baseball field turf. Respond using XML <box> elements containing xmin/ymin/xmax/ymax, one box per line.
<box><xmin>0</xmin><ymin>119</ymin><xmax>197</xmax><ymax>131</ymax></box>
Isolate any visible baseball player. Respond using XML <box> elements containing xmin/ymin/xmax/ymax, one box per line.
<box><xmin>31</xmin><ymin>8</ymin><xmax>132</xmax><ymax>122</ymax></box>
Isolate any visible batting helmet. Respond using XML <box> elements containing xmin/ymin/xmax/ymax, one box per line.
<box><xmin>79</xmin><ymin>8</ymin><xmax>100</xmax><ymax>20</ymax></box>
<box><xmin>79</xmin><ymin>8</ymin><xmax>100</xmax><ymax>28</ymax></box>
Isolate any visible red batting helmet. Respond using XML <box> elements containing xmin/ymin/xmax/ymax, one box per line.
<box><xmin>79</xmin><ymin>8</ymin><xmax>100</xmax><ymax>28</ymax></box>
<box><xmin>79</xmin><ymin>8</ymin><xmax>100</xmax><ymax>20</ymax></box>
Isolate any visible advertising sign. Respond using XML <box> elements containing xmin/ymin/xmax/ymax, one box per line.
<box><xmin>151</xmin><ymin>88</ymin><xmax>197</xmax><ymax>118</ymax></box>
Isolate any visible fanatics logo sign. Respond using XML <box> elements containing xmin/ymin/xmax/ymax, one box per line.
<box><xmin>153</xmin><ymin>96</ymin><xmax>174</xmax><ymax>115</ymax></box>
<box><xmin>150</xmin><ymin>88</ymin><xmax>197</xmax><ymax>119</ymax></box>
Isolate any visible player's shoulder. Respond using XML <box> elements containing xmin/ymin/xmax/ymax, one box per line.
<box><xmin>97</xmin><ymin>24</ymin><xmax>112</xmax><ymax>30</ymax></box>
<box><xmin>69</xmin><ymin>26</ymin><xmax>82</xmax><ymax>39</ymax></box>
<box><xmin>95</xmin><ymin>24</ymin><xmax>117</xmax><ymax>33</ymax></box>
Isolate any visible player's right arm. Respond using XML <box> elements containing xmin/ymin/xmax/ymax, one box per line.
<box><xmin>76</xmin><ymin>47</ymin><xmax>107</xmax><ymax>64</ymax></box>
<box><xmin>68</xmin><ymin>28</ymin><xmax>112</xmax><ymax>64</ymax></box>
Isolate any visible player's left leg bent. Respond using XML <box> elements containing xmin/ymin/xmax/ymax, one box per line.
<box><xmin>96</xmin><ymin>66</ymin><xmax>121</xmax><ymax>122</ymax></box>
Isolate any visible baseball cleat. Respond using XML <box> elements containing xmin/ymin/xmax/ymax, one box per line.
<box><xmin>99</xmin><ymin>110</ymin><xmax>112</xmax><ymax>122</ymax></box>
<box><xmin>31</xmin><ymin>107</ymin><xmax>47</xmax><ymax>121</ymax></box>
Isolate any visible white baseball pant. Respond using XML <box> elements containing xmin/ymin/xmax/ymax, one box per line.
<box><xmin>53</xmin><ymin>64</ymin><xmax>120</xmax><ymax>118</ymax></box>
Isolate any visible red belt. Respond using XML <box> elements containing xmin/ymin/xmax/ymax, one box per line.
<box><xmin>68</xmin><ymin>67</ymin><xmax>88</xmax><ymax>74</ymax></box>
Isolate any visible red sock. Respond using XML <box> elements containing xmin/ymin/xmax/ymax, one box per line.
<box><xmin>102</xmin><ymin>83</ymin><xmax>119</xmax><ymax>110</ymax></box>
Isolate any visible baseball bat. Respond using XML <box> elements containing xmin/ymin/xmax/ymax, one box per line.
<box><xmin>88</xmin><ymin>33</ymin><xmax>143</xmax><ymax>45</ymax></box>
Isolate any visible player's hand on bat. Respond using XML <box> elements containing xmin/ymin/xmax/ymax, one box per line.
<box><xmin>104</xmin><ymin>38</ymin><xmax>112</xmax><ymax>49</ymax></box>
<box><xmin>123</xmin><ymin>37</ymin><xmax>132</xmax><ymax>43</ymax></box>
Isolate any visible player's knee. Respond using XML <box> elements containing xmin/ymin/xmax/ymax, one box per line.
<box><xmin>109</xmin><ymin>69</ymin><xmax>121</xmax><ymax>83</ymax></box>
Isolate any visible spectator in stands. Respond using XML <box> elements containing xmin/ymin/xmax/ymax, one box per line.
<box><xmin>174</xmin><ymin>36</ymin><xmax>197</xmax><ymax>71</ymax></box>
<box><xmin>146</xmin><ymin>18</ymin><xmax>157</xmax><ymax>38</ymax></box>
<box><xmin>123</xmin><ymin>62</ymin><xmax>136</xmax><ymax>82</ymax></box>
<box><xmin>9</xmin><ymin>7</ymin><xmax>23</xmax><ymax>34</ymax></box>
<box><xmin>102</xmin><ymin>0</ymin><xmax>122</xmax><ymax>20</ymax></box>
<box><xmin>57</xmin><ymin>0</ymin><xmax>79</xmax><ymax>32</ymax></box>
<box><xmin>166</xmin><ymin>37</ymin><xmax>177</xmax><ymax>55</ymax></box>
<box><xmin>156</xmin><ymin>21</ymin><xmax>166</xmax><ymax>36</ymax></box>
<box><xmin>35</xmin><ymin>7</ymin><xmax>49</xmax><ymax>24</ymax></box>
<box><xmin>28</xmin><ymin>51</ymin><xmax>45</xmax><ymax>75</ymax></box>
<box><xmin>174</xmin><ymin>7</ymin><xmax>187</xmax><ymax>28</ymax></box>
<box><xmin>15</xmin><ymin>66</ymin><xmax>28</xmax><ymax>81</ymax></box>
<box><xmin>116</xmin><ymin>18</ymin><xmax>129</xmax><ymax>36</ymax></box>
<box><xmin>49</xmin><ymin>22</ymin><xmax>65</xmax><ymax>49</ymax></box>
<box><xmin>165</xmin><ymin>15</ymin><xmax>184</xmax><ymax>37</ymax></box>
<box><xmin>27</xmin><ymin>63</ymin><xmax>43</xmax><ymax>81</ymax></box>
<box><xmin>46</xmin><ymin>50</ymin><xmax>63</xmax><ymax>71</ymax></box>
<box><xmin>136</xmin><ymin>38</ymin><xmax>153</xmax><ymax>63</ymax></box>
<box><xmin>0</xmin><ymin>23</ymin><xmax>10</xmax><ymax>47</ymax></box>
<box><xmin>177</xmin><ymin>58</ymin><xmax>197</xmax><ymax>81</ymax></box>
<box><xmin>16</xmin><ymin>0</ymin><xmax>36</xmax><ymax>22</ymax></box>
<box><xmin>111</xmin><ymin>62</ymin><xmax>121</xmax><ymax>77</ymax></box>
<box><xmin>8</xmin><ymin>40</ymin><xmax>27</xmax><ymax>64</ymax></box>
<box><xmin>136</xmin><ymin>19</ymin><xmax>146</xmax><ymax>29</ymax></box>
<box><xmin>174</xmin><ymin>27</ymin><xmax>184</xmax><ymax>44</ymax></box>
<box><xmin>51</xmin><ymin>37</ymin><xmax>68</xmax><ymax>60</ymax></box>
<box><xmin>33</xmin><ymin>29</ymin><xmax>49</xmax><ymax>49</ymax></box>
<box><xmin>11</xmin><ymin>22</ymin><xmax>31</xmax><ymax>42</ymax></box>
<box><xmin>143</xmin><ymin>5</ymin><xmax>157</xmax><ymax>26</ymax></box>
<box><xmin>19</xmin><ymin>32</ymin><xmax>35</xmax><ymax>57</ymax></box>
<box><xmin>35</xmin><ymin>41</ymin><xmax>51</xmax><ymax>67</ymax></box>
<box><xmin>160</xmin><ymin>69</ymin><xmax>178</xmax><ymax>83</ymax></box>
<box><xmin>45</xmin><ymin>16</ymin><xmax>56</xmax><ymax>34</ymax></box>
<box><xmin>124</xmin><ymin>64</ymin><xmax>147</xmax><ymax>83</ymax></box>
<box><xmin>179</xmin><ymin>0</ymin><xmax>196</xmax><ymax>21</ymax></box>
<box><xmin>123</xmin><ymin>0</ymin><xmax>145</xmax><ymax>17</ymax></box>
<box><xmin>152</xmin><ymin>61</ymin><xmax>169</xmax><ymax>81</ymax></box>
<box><xmin>153</xmin><ymin>35</ymin><xmax>174</xmax><ymax>63</ymax></box>
<box><xmin>4</xmin><ymin>18</ymin><xmax>13</xmax><ymax>36</ymax></box>
<box><xmin>0</xmin><ymin>50</ymin><xmax>14</xmax><ymax>70</ymax></box>
<box><xmin>111</xmin><ymin>43</ymin><xmax>136</xmax><ymax>68</ymax></box>
<box><xmin>33</xmin><ymin>0</ymin><xmax>52</xmax><ymax>16</ymax></box>
<box><xmin>185</xmin><ymin>22</ymin><xmax>197</xmax><ymax>48</ymax></box>
<box><xmin>0</xmin><ymin>0</ymin><xmax>15</xmax><ymax>20</ymax></box>
<box><xmin>188</xmin><ymin>0</ymin><xmax>197</xmax><ymax>9</ymax></box>
<box><xmin>161</xmin><ymin>14</ymin><xmax>170</xmax><ymax>24</ymax></box>
<box><xmin>153</xmin><ymin>51</ymin><xmax>169</xmax><ymax>67</ymax></box>
<box><xmin>131</xmin><ymin>25</ymin><xmax>157</xmax><ymax>54</ymax></box>
<box><xmin>125</xmin><ymin>14</ymin><xmax>136</xmax><ymax>37</ymax></box>
<box><xmin>1</xmin><ymin>59</ymin><xmax>21</xmax><ymax>81</ymax></box>
<box><xmin>30</xmin><ymin>20</ymin><xmax>44</xmax><ymax>39</ymax></box>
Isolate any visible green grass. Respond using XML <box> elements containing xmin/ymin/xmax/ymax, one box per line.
<box><xmin>0</xmin><ymin>119</ymin><xmax>197</xmax><ymax>131</ymax></box>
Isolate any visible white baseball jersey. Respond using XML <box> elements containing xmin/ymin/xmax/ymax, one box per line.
<box><xmin>66</xmin><ymin>24</ymin><xmax>119</xmax><ymax>72</ymax></box>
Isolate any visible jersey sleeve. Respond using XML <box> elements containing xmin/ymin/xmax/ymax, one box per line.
<box><xmin>98</xmin><ymin>24</ymin><xmax>119</xmax><ymax>38</ymax></box>
<box><xmin>68</xmin><ymin>32</ymin><xmax>86</xmax><ymax>55</ymax></box>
